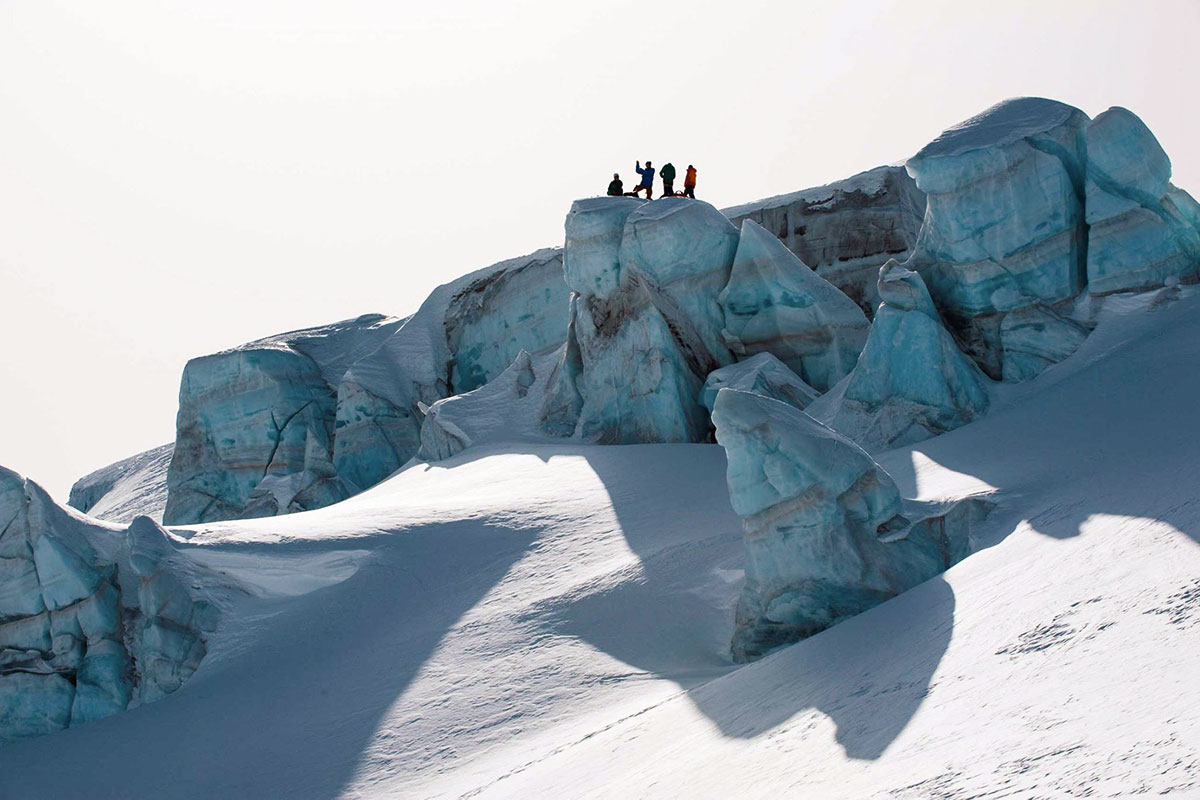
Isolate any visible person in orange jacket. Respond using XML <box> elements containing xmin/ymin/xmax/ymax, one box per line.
<box><xmin>684</xmin><ymin>165</ymin><xmax>698</xmax><ymax>199</ymax></box>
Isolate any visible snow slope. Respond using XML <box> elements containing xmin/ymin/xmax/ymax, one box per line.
<box><xmin>3</xmin><ymin>290</ymin><xmax>1200</xmax><ymax>797</ymax></box>
<box><xmin>67</xmin><ymin>443</ymin><xmax>173</xmax><ymax>524</ymax></box>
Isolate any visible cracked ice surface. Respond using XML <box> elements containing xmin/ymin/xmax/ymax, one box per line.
<box><xmin>712</xmin><ymin>389</ymin><xmax>988</xmax><ymax>661</ymax></box>
<box><xmin>1084</xmin><ymin>107</ymin><xmax>1200</xmax><ymax>295</ymax></box>
<box><xmin>811</xmin><ymin>262</ymin><xmax>990</xmax><ymax>452</ymax></box>
<box><xmin>719</xmin><ymin>219</ymin><xmax>868</xmax><ymax>392</ymax></box>
<box><xmin>0</xmin><ymin>467</ymin><xmax>214</xmax><ymax>741</ymax></box>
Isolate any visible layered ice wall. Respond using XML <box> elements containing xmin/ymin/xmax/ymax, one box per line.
<box><xmin>1084</xmin><ymin>107</ymin><xmax>1200</xmax><ymax>295</ymax></box>
<box><xmin>444</xmin><ymin>250</ymin><xmax>569</xmax><ymax>393</ymax></box>
<box><xmin>164</xmin><ymin>314</ymin><xmax>404</xmax><ymax>525</ymax></box>
<box><xmin>334</xmin><ymin>249</ymin><xmax>569</xmax><ymax>492</ymax></box>
<box><xmin>812</xmin><ymin>261</ymin><xmax>990</xmax><ymax>451</ymax></box>
<box><xmin>724</xmin><ymin>166</ymin><xmax>927</xmax><ymax>317</ymax></box>
<box><xmin>905</xmin><ymin>97</ymin><xmax>1092</xmax><ymax>380</ymax></box>
<box><xmin>551</xmin><ymin>197</ymin><xmax>739</xmax><ymax>443</ymax></box>
<box><xmin>719</xmin><ymin>219</ymin><xmax>869</xmax><ymax>392</ymax></box>
<box><xmin>712</xmin><ymin>389</ymin><xmax>988</xmax><ymax>661</ymax></box>
<box><xmin>0</xmin><ymin>467</ymin><xmax>213</xmax><ymax>741</ymax></box>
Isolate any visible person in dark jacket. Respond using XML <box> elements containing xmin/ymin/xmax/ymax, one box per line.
<box><xmin>684</xmin><ymin>164</ymin><xmax>698</xmax><ymax>198</ymax></box>
<box><xmin>660</xmin><ymin>162</ymin><xmax>677</xmax><ymax>196</ymax></box>
<box><xmin>632</xmin><ymin>160</ymin><xmax>654</xmax><ymax>199</ymax></box>
<box><xmin>607</xmin><ymin>173</ymin><xmax>624</xmax><ymax>196</ymax></box>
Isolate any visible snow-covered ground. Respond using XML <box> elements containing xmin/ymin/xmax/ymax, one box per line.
<box><xmin>66</xmin><ymin>443</ymin><xmax>173</xmax><ymax>524</ymax></box>
<box><xmin>2</xmin><ymin>289</ymin><xmax>1200</xmax><ymax>798</ymax></box>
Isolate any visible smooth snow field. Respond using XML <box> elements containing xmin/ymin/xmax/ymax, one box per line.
<box><xmin>4</xmin><ymin>290</ymin><xmax>1200</xmax><ymax>797</ymax></box>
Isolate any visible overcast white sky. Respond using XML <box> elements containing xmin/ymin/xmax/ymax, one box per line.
<box><xmin>2</xmin><ymin>0</ymin><xmax>1198</xmax><ymax>500</ymax></box>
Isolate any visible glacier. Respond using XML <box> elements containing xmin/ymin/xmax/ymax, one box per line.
<box><xmin>712</xmin><ymin>388</ymin><xmax>989</xmax><ymax>661</ymax></box>
<box><xmin>1084</xmin><ymin>106</ymin><xmax>1200</xmax><ymax>295</ymax></box>
<box><xmin>77</xmin><ymin>96</ymin><xmax>1200</xmax><ymax>536</ymax></box>
<box><xmin>0</xmin><ymin>467</ymin><xmax>213</xmax><ymax>740</ymax></box>
<box><xmin>905</xmin><ymin>97</ymin><xmax>1091</xmax><ymax>380</ymax></box>
<box><xmin>719</xmin><ymin>219</ymin><xmax>869</xmax><ymax>392</ymax></box>
<box><xmin>724</xmin><ymin>165</ymin><xmax>927</xmax><ymax>317</ymax></box>
<box><xmin>811</xmin><ymin>261</ymin><xmax>990</xmax><ymax>451</ymax></box>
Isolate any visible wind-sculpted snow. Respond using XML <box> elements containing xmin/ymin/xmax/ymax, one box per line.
<box><xmin>418</xmin><ymin>350</ymin><xmax>557</xmax><ymax>461</ymax></box>
<box><xmin>550</xmin><ymin>197</ymin><xmax>738</xmax><ymax>443</ymax></box>
<box><xmin>68</xmin><ymin>443</ymin><xmax>173</xmax><ymax>524</ymax></box>
<box><xmin>719</xmin><ymin>219</ymin><xmax>868</xmax><ymax>392</ymax></box>
<box><xmin>724</xmin><ymin>166</ymin><xmax>926</xmax><ymax>317</ymax></box>
<box><xmin>699</xmin><ymin>352</ymin><xmax>818</xmax><ymax>415</ymax></box>
<box><xmin>712</xmin><ymin>389</ymin><xmax>989</xmax><ymax>661</ymax></box>
<box><xmin>334</xmin><ymin>249</ymin><xmax>568</xmax><ymax>493</ymax></box>
<box><xmin>0</xmin><ymin>467</ymin><xmax>214</xmax><ymax>741</ymax></box>
<box><xmin>905</xmin><ymin>97</ymin><xmax>1091</xmax><ymax>379</ymax></box>
<box><xmin>1084</xmin><ymin>107</ymin><xmax>1200</xmax><ymax>295</ymax></box>
<box><xmin>812</xmin><ymin>262</ymin><xmax>990</xmax><ymax>451</ymax></box>
<box><xmin>164</xmin><ymin>314</ymin><xmax>403</xmax><ymax>525</ymax></box>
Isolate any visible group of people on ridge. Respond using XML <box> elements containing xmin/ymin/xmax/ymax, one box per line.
<box><xmin>607</xmin><ymin>161</ymin><xmax>697</xmax><ymax>200</ymax></box>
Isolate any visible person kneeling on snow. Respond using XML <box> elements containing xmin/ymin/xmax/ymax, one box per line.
<box><xmin>607</xmin><ymin>173</ymin><xmax>624</xmax><ymax>196</ymax></box>
<box><xmin>632</xmin><ymin>160</ymin><xmax>655</xmax><ymax>199</ymax></box>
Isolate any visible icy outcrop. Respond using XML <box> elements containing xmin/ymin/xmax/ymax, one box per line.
<box><xmin>719</xmin><ymin>219</ymin><xmax>869</xmax><ymax>392</ymax></box>
<box><xmin>905</xmin><ymin>97</ymin><xmax>1091</xmax><ymax>380</ymax></box>
<box><xmin>618</xmin><ymin>198</ymin><xmax>739</xmax><ymax>369</ymax></box>
<box><xmin>334</xmin><ymin>249</ymin><xmax>569</xmax><ymax>492</ymax></box>
<box><xmin>0</xmin><ymin>467</ymin><xmax>214</xmax><ymax>741</ymax></box>
<box><xmin>813</xmin><ymin>262</ymin><xmax>990</xmax><ymax>451</ymax></box>
<box><xmin>712</xmin><ymin>389</ymin><xmax>988</xmax><ymax>661</ymax></box>
<box><xmin>724</xmin><ymin>166</ymin><xmax>927</xmax><ymax>317</ymax></box>
<box><xmin>699</xmin><ymin>353</ymin><xmax>818</xmax><ymax>415</ymax></box>
<box><xmin>418</xmin><ymin>350</ymin><xmax>558</xmax><ymax>461</ymax></box>
<box><xmin>164</xmin><ymin>314</ymin><xmax>403</xmax><ymax>525</ymax></box>
<box><xmin>552</xmin><ymin>197</ymin><xmax>739</xmax><ymax>443</ymax></box>
<box><xmin>445</xmin><ymin>250</ymin><xmax>570</xmax><ymax>393</ymax></box>
<box><xmin>68</xmin><ymin>443</ymin><xmax>173</xmax><ymax>524</ymax></box>
<box><xmin>1084</xmin><ymin>107</ymin><xmax>1200</xmax><ymax>295</ymax></box>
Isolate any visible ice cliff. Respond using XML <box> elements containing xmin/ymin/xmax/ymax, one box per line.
<box><xmin>711</xmin><ymin>389</ymin><xmax>989</xmax><ymax>661</ymax></box>
<box><xmin>1084</xmin><ymin>107</ymin><xmax>1200</xmax><ymax>295</ymax></box>
<box><xmin>0</xmin><ymin>467</ymin><xmax>214</xmax><ymax>740</ymax></box>
<box><xmin>334</xmin><ymin>249</ymin><xmax>569</xmax><ymax>490</ymax></box>
<box><xmin>811</xmin><ymin>261</ymin><xmax>990</xmax><ymax>451</ymax></box>
<box><xmin>547</xmin><ymin>197</ymin><xmax>739</xmax><ymax>443</ymax></box>
<box><xmin>719</xmin><ymin>219</ymin><xmax>869</xmax><ymax>392</ymax></box>
<box><xmin>164</xmin><ymin>314</ymin><xmax>405</xmax><ymax>524</ymax></box>
<box><xmin>904</xmin><ymin>97</ymin><xmax>1092</xmax><ymax>380</ymax></box>
<box><xmin>724</xmin><ymin>165</ymin><xmax>927</xmax><ymax>316</ymax></box>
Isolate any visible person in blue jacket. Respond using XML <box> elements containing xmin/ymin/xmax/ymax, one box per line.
<box><xmin>632</xmin><ymin>160</ymin><xmax>655</xmax><ymax>199</ymax></box>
